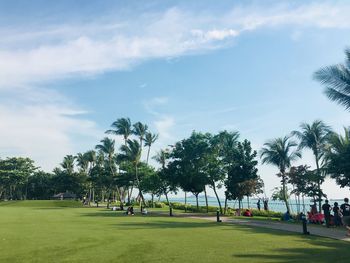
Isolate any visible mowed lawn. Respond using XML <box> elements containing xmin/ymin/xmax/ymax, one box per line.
<box><xmin>0</xmin><ymin>201</ymin><xmax>349</xmax><ymax>263</ymax></box>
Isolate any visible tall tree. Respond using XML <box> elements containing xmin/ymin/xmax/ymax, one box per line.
<box><xmin>119</xmin><ymin>139</ymin><xmax>144</xmax><ymax>206</ymax></box>
<box><xmin>225</xmin><ymin>140</ymin><xmax>262</xmax><ymax>214</ymax></box>
<box><xmin>0</xmin><ymin>157</ymin><xmax>37</xmax><ymax>200</ymax></box>
<box><xmin>132</xmin><ymin>122</ymin><xmax>148</xmax><ymax>150</ymax></box>
<box><xmin>153</xmin><ymin>149</ymin><xmax>177</xmax><ymax>205</ymax></box>
<box><xmin>167</xmin><ymin>132</ymin><xmax>210</xmax><ymax>210</ymax></box>
<box><xmin>292</xmin><ymin>120</ymin><xmax>332</xmax><ymax>212</ymax></box>
<box><xmin>325</xmin><ymin>128</ymin><xmax>350</xmax><ymax>191</ymax></box>
<box><xmin>260</xmin><ymin>136</ymin><xmax>301</xmax><ymax>213</ymax></box>
<box><xmin>106</xmin><ymin>117</ymin><xmax>132</xmax><ymax>145</ymax></box>
<box><xmin>213</xmin><ymin>130</ymin><xmax>240</xmax><ymax>213</ymax></box>
<box><xmin>61</xmin><ymin>155</ymin><xmax>76</xmax><ymax>175</ymax></box>
<box><xmin>314</xmin><ymin>48</ymin><xmax>350</xmax><ymax>110</ymax></box>
<box><xmin>95</xmin><ymin>137</ymin><xmax>118</xmax><ymax>208</ymax></box>
<box><xmin>144</xmin><ymin>132</ymin><xmax>158</xmax><ymax>164</ymax></box>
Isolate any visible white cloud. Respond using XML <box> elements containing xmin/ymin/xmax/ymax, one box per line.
<box><xmin>2</xmin><ymin>2</ymin><xmax>350</xmax><ymax>89</ymax></box>
<box><xmin>154</xmin><ymin>116</ymin><xmax>175</xmax><ymax>141</ymax></box>
<box><xmin>0</xmin><ymin>89</ymin><xmax>102</xmax><ymax>171</ymax></box>
<box><xmin>1</xmin><ymin>1</ymin><xmax>350</xmax><ymax>174</ymax></box>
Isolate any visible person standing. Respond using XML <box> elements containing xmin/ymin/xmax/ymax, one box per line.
<box><xmin>340</xmin><ymin>198</ymin><xmax>350</xmax><ymax>236</ymax></box>
<box><xmin>333</xmin><ymin>202</ymin><xmax>342</xmax><ymax>227</ymax></box>
<box><xmin>322</xmin><ymin>200</ymin><xmax>331</xmax><ymax>228</ymax></box>
<box><xmin>257</xmin><ymin>199</ymin><xmax>261</xmax><ymax>211</ymax></box>
<box><xmin>263</xmin><ymin>199</ymin><xmax>269</xmax><ymax>211</ymax></box>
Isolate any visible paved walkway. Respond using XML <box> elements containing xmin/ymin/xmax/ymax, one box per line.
<box><xmin>188</xmin><ymin>215</ymin><xmax>350</xmax><ymax>242</ymax></box>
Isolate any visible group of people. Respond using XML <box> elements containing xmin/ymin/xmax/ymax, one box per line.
<box><xmin>256</xmin><ymin>198</ymin><xmax>269</xmax><ymax>211</ymax></box>
<box><xmin>321</xmin><ymin>198</ymin><xmax>350</xmax><ymax>235</ymax></box>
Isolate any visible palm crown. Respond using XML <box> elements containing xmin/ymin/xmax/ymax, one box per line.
<box><xmin>314</xmin><ymin>48</ymin><xmax>350</xmax><ymax>110</ymax></box>
<box><xmin>260</xmin><ymin>136</ymin><xmax>301</xmax><ymax>174</ymax></box>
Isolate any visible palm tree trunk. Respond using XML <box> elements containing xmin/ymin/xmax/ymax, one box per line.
<box><xmin>282</xmin><ymin>175</ymin><xmax>290</xmax><ymax>214</ymax></box>
<box><xmin>146</xmin><ymin>146</ymin><xmax>151</xmax><ymax>164</ymax></box>
<box><xmin>195</xmin><ymin>194</ymin><xmax>199</xmax><ymax>211</ymax></box>
<box><xmin>315</xmin><ymin>156</ymin><xmax>322</xmax><ymax>213</ymax></box>
<box><xmin>212</xmin><ymin>183</ymin><xmax>222</xmax><ymax>214</ymax></box>
<box><xmin>204</xmin><ymin>187</ymin><xmax>209</xmax><ymax>213</ymax></box>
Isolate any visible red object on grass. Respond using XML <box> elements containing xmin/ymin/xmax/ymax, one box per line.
<box><xmin>307</xmin><ymin>212</ymin><xmax>324</xmax><ymax>224</ymax></box>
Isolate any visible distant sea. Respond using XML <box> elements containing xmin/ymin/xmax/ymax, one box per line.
<box><xmin>166</xmin><ymin>196</ymin><xmax>344</xmax><ymax>214</ymax></box>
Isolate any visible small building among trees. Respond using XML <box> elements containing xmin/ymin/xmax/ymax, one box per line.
<box><xmin>52</xmin><ymin>192</ymin><xmax>76</xmax><ymax>200</ymax></box>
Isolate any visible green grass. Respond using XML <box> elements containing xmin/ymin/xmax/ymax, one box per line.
<box><xmin>0</xmin><ymin>201</ymin><xmax>349</xmax><ymax>263</ymax></box>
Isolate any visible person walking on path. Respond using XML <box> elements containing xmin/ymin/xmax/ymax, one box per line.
<box><xmin>322</xmin><ymin>200</ymin><xmax>331</xmax><ymax>228</ymax></box>
<box><xmin>333</xmin><ymin>202</ymin><xmax>342</xmax><ymax>227</ymax></box>
<box><xmin>340</xmin><ymin>198</ymin><xmax>350</xmax><ymax>236</ymax></box>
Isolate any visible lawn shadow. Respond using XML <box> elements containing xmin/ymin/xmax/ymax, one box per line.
<box><xmin>229</xmin><ymin>224</ymin><xmax>350</xmax><ymax>263</ymax></box>
<box><xmin>112</xmin><ymin>220</ymin><xmax>218</xmax><ymax>230</ymax></box>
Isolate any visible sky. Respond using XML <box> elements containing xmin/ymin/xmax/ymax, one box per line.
<box><xmin>1</xmin><ymin>0</ymin><xmax>350</xmax><ymax>199</ymax></box>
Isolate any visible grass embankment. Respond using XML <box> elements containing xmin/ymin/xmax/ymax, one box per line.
<box><xmin>0</xmin><ymin>200</ymin><xmax>349</xmax><ymax>263</ymax></box>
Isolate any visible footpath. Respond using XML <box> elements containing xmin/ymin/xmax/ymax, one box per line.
<box><xmin>187</xmin><ymin>215</ymin><xmax>350</xmax><ymax>242</ymax></box>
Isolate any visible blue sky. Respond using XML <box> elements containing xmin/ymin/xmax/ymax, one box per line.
<box><xmin>1</xmin><ymin>0</ymin><xmax>350</xmax><ymax>198</ymax></box>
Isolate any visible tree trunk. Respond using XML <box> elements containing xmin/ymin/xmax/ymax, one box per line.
<box><xmin>106</xmin><ymin>191</ymin><xmax>110</xmax><ymax>209</ymax></box>
<box><xmin>128</xmin><ymin>186</ymin><xmax>132</xmax><ymax>204</ymax></box>
<box><xmin>238</xmin><ymin>199</ymin><xmax>242</xmax><ymax>216</ymax></box>
<box><xmin>88</xmin><ymin>185</ymin><xmax>92</xmax><ymax>206</ymax></box>
<box><xmin>165</xmin><ymin>192</ymin><xmax>169</xmax><ymax>204</ymax></box>
<box><xmin>315</xmin><ymin>156</ymin><xmax>322</xmax><ymax>213</ymax></box>
<box><xmin>282</xmin><ymin>175</ymin><xmax>290</xmax><ymax>214</ymax></box>
<box><xmin>247</xmin><ymin>196</ymin><xmax>250</xmax><ymax>209</ymax></box>
<box><xmin>195</xmin><ymin>194</ymin><xmax>199</xmax><ymax>211</ymax></box>
<box><xmin>224</xmin><ymin>196</ymin><xmax>228</xmax><ymax>215</ymax></box>
<box><xmin>185</xmin><ymin>192</ymin><xmax>187</xmax><ymax>213</ymax></box>
<box><xmin>204</xmin><ymin>187</ymin><xmax>209</xmax><ymax>213</ymax></box>
<box><xmin>151</xmin><ymin>193</ymin><xmax>154</xmax><ymax>208</ymax></box>
<box><xmin>146</xmin><ymin>146</ymin><xmax>151</xmax><ymax>164</ymax></box>
<box><xmin>212</xmin><ymin>184</ymin><xmax>222</xmax><ymax>214</ymax></box>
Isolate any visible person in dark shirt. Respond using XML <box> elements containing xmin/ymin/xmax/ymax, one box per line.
<box><xmin>257</xmin><ymin>199</ymin><xmax>261</xmax><ymax>211</ymax></box>
<box><xmin>322</xmin><ymin>200</ymin><xmax>331</xmax><ymax>228</ymax></box>
<box><xmin>340</xmin><ymin>198</ymin><xmax>350</xmax><ymax>236</ymax></box>
<box><xmin>263</xmin><ymin>199</ymin><xmax>269</xmax><ymax>211</ymax></box>
<box><xmin>333</xmin><ymin>202</ymin><xmax>342</xmax><ymax>227</ymax></box>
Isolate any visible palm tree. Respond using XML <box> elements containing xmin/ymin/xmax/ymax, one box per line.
<box><xmin>79</xmin><ymin>150</ymin><xmax>97</xmax><ymax>205</ymax></box>
<box><xmin>106</xmin><ymin>118</ymin><xmax>132</xmax><ymax>145</ymax></box>
<box><xmin>61</xmin><ymin>155</ymin><xmax>76</xmax><ymax>175</ymax></box>
<box><xmin>325</xmin><ymin>128</ymin><xmax>350</xmax><ymax>189</ymax></box>
<box><xmin>95</xmin><ymin>137</ymin><xmax>115</xmax><ymax>162</ymax></box>
<box><xmin>95</xmin><ymin>137</ymin><xmax>118</xmax><ymax>208</ymax></box>
<box><xmin>144</xmin><ymin>132</ymin><xmax>158</xmax><ymax>163</ymax></box>
<box><xmin>260</xmin><ymin>136</ymin><xmax>301</xmax><ymax>213</ymax></box>
<box><xmin>213</xmin><ymin>130</ymin><xmax>240</xmax><ymax>214</ymax></box>
<box><xmin>76</xmin><ymin>153</ymin><xmax>89</xmax><ymax>174</ymax></box>
<box><xmin>119</xmin><ymin>139</ymin><xmax>143</xmax><ymax>206</ymax></box>
<box><xmin>314</xmin><ymin>48</ymin><xmax>350</xmax><ymax>110</ymax></box>
<box><xmin>292</xmin><ymin>120</ymin><xmax>332</xmax><ymax>212</ymax></box>
<box><xmin>132</xmin><ymin>122</ymin><xmax>148</xmax><ymax>149</ymax></box>
<box><xmin>153</xmin><ymin>149</ymin><xmax>169</xmax><ymax>169</ymax></box>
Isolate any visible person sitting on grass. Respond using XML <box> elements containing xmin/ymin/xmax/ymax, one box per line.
<box><xmin>126</xmin><ymin>206</ymin><xmax>134</xmax><ymax>215</ymax></box>
<box><xmin>282</xmin><ymin>211</ymin><xmax>292</xmax><ymax>221</ymax></box>
<box><xmin>340</xmin><ymin>198</ymin><xmax>350</xmax><ymax>236</ymax></box>
<box><xmin>243</xmin><ymin>209</ymin><xmax>252</xmax><ymax>217</ymax></box>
